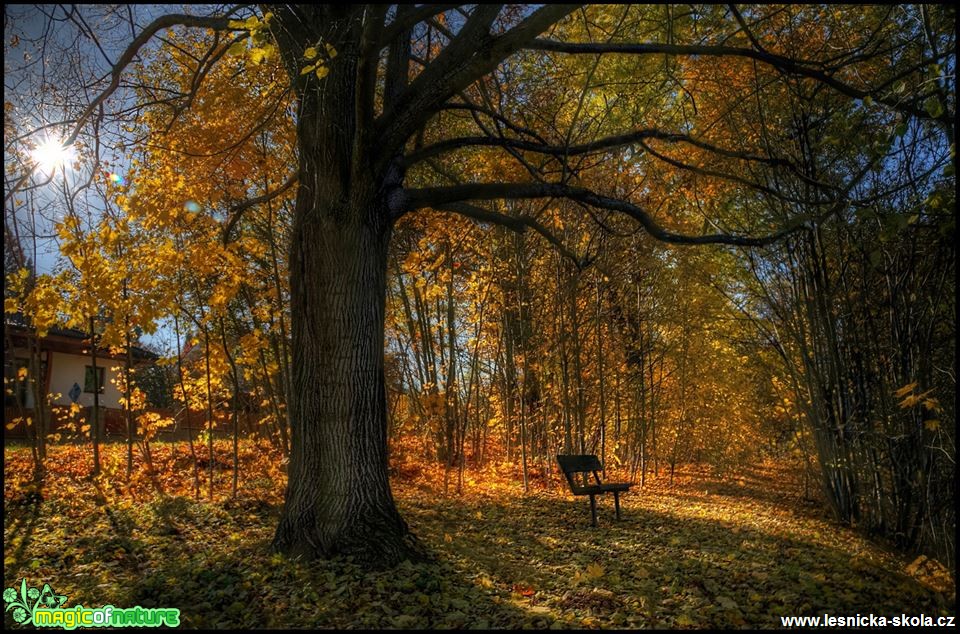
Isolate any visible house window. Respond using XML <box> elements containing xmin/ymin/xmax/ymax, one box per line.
<box><xmin>84</xmin><ymin>366</ymin><xmax>105</xmax><ymax>394</ymax></box>
<box><xmin>4</xmin><ymin>358</ymin><xmax>29</xmax><ymax>406</ymax></box>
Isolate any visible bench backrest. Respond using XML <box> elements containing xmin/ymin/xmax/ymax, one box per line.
<box><xmin>557</xmin><ymin>454</ymin><xmax>603</xmax><ymax>491</ymax></box>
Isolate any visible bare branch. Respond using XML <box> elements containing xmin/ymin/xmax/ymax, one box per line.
<box><xmin>222</xmin><ymin>173</ymin><xmax>299</xmax><ymax>243</ymax></box>
<box><xmin>5</xmin><ymin>10</ymin><xmax>243</xmax><ymax>206</ymax></box>
<box><xmin>525</xmin><ymin>39</ymin><xmax>950</xmax><ymax>125</ymax></box>
<box><xmin>636</xmin><ymin>139</ymin><xmax>837</xmax><ymax>205</ymax></box>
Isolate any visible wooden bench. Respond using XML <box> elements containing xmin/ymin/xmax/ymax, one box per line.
<box><xmin>557</xmin><ymin>454</ymin><xmax>631</xmax><ymax>527</ymax></box>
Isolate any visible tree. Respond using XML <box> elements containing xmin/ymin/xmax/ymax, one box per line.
<box><xmin>5</xmin><ymin>4</ymin><xmax>953</xmax><ymax>565</ymax></box>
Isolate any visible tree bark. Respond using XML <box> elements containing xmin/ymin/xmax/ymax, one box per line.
<box><xmin>272</xmin><ymin>173</ymin><xmax>422</xmax><ymax>565</ymax></box>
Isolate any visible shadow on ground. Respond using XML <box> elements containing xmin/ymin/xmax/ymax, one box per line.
<box><xmin>400</xmin><ymin>489</ymin><xmax>953</xmax><ymax>628</ymax></box>
<box><xmin>3</xmin><ymin>464</ymin><xmax>953</xmax><ymax>629</ymax></box>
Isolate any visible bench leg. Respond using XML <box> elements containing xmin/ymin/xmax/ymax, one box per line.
<box><xmin>589</xmin><ymin>494</ymin><xmax>597</xmax><ymax>527</ymax></box>
<box><xmin>614</xmin><ymin>491</ymin><xmax>621</xmax><ymax>520</ymax></box>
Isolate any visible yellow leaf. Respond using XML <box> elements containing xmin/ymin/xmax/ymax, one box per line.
<box><xmin>586</xmin><ymin>563</ymin><xmax>604</xmax><ymax>579</ymax></box>
<box><xmin>250</xmin><ymin>45</ymin><xmax>274</xmax><ymax>65</ymax></box>
<box><xmin>300</xmin><ymin>64</ymin><xmax>316</xmax><ymax>75</ymax></box>
<box><xmin>898</xmin><ymin>394</ymin><xmax>919</xmax><ymax>409</ymax></box>
<box><xmin>227</xmin><ymin>40</ymin><xmax>247</xmax><ymax>56</ymax></box>
<box><xmin>894</xmin><ymin>382</ymin><xmax>917</xmax><ymax>398</ymax></box>
<box><xmin>227</xmin><ymin>17</ymin><xmax>258</xmax><ymax>30</ymax></box>
<box><xmin>905</xmin><ymin>555</ymin><xmax>927</xmax><ymax>575</ymax></box>
<box><xmin>924</xmin><ymin>419</ymin><xmax>940</xmax><ymax>431</ymax></box>
<box><xmin>444</xmin><ymin>533</ymin><xmax>453</xmax><ymax>543</ymax></box>
<box><xmin>676</xmin><ymin>614</ymin><xmax>696</xmax><ymax>627</ymax></box>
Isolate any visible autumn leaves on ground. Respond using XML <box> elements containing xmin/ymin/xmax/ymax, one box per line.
<box><xmin>4</xmin><ymin>442</ymin><xmax>953</xmax><ymax>629</ymax></box>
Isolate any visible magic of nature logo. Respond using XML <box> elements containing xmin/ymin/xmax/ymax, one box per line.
<box><xmin>4</xmin><ymin>579</ymin><xmax>180</xmax><ymax>629</ymax></box>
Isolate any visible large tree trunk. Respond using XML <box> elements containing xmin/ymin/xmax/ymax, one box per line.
<box><xmin>272</xmin><ymin>176</ymin><xmax>421</xmax><ymax>565</ymax></box>
<box><xmin>273</xmin><ymin>194</ymin><xmax>412</xmax><ymax>562</ymax></box>
<box><xmin>269</xmin><ymin>4</ymin><xmax>427</xmax><ymax>566</ymax></box>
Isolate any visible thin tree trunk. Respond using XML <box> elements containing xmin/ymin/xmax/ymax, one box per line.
<box><xmin>124</xmin><ymin>312</ymin><xmax>136</xmax><ymax>479</ymax></box>
<box><xmin>89</xmin><ymin>316</ymin><xmax>101</xmax><ymax>477</ymax></box>
<box><xmin>219</xmin><ymin>316</ymin><xmax>242</xmax><ymax>498</ymax></box>
<box><xmin>570</xmin><ymin>276</ymin><xmax>586</xmax><ymax>455</ymax></box>
<box><xmin>203</xmin><ymin>326</ymin><xmax>215</xmax><ymax>501</ymax></box>
<box><xmin>443</xmin><ymin>241</ymin><xmax>458</xmax><ymax>494</ymax></box>
<box><xmin>29</xmin><ymin>332</ymin><xmax>47</xmax><ymax>472</ymax></box>
<box><xmin>264</xmin><ymin>188</ymin><xmax>292</xmax><ymax>455</ymax></box>
<box><xmin>596</xmin><ymin>281</ymin><xmax>606</xmax><ymax>477</ymax></box>
<box><xmin>174</xmin><ymin>313</ymin><xmax>200</xmax><ymax>499</ymax></box>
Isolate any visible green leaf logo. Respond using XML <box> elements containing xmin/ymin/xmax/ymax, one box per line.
<box><xmin>3</xmin><ymin>579</ymin><xmax>69</xmax><ymax>627</ymax></box>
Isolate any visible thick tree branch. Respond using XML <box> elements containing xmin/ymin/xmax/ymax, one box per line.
<box><xmin>378</xmin><ymin>4</ymin><xmax>459</xmax><ymax>48</ymax></box>
<box><xmin>404</xmin><ymin>182</ymin><xmax>827</xmax><ymax>247</ymax></box>
<box><xmin>383</xmin><ymin>4</ymin><xmax>414</xmax><ymax>112</ymax></box>
<box><xmin>375</xmin><ymin>4</ymin><xmax>578</xmax><ymax>165</ymax></box>
<box><xmin>401</xmin><ymin>128</ymin><xmax>792</xmax><ymax>169</ymax></box>
<box><xmin>432</xmin><ymin>202</ymin><xmax>585</xmax><ymax>268</ymax></box>
<box><xmin>359</xmin><ymin>5</ymin><xmax>389</xmax><ymax>128</ymax></box>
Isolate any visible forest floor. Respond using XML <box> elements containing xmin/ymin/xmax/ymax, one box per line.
<box><xmin>3</xmin><ymin>440</ymin><xmax>955</xmax><ymax>629</ymax></box>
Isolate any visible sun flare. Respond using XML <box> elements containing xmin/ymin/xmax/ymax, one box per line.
<box><xmin>31</xmin><ymin>137</ymin><xmax>74</xmax><ymax>174</ymax></box>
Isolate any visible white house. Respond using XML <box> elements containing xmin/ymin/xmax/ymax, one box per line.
<box><xmin>4</xmin><ymin>319</ymin><xmax>156</xmax><ymax>438</ymax></box>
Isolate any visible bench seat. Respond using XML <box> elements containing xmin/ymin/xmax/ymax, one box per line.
<box><xmin>569</xmin><ymin>482</ymin><xmax>631</xmax><ymax>495</ymax></box>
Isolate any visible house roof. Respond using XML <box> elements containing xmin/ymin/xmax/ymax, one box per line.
<box><xmin>4</xmin><ymin>314</ymin><xmax>158</xmax><ymax>362</ymax></box>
